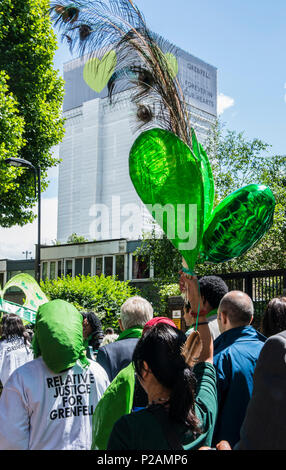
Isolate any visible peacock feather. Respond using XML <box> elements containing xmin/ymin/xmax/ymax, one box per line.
<box><xmin>50</xmin><ymin>0</ymin><xmax>193</xmax><ymax>148</ymax></box>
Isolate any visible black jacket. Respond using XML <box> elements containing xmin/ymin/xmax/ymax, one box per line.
<box><xmin>96</xmin><ymin>338</ymin><xmax>139</xmax><ymax>382</ymax></box>
<box><xmin>235</xmin><ymin>330</ymin><xmax>286</xmax><ymax>450</ymax></box>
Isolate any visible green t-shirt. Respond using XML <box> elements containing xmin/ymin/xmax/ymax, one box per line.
<box><xmin>107</xmin><ymin>362</ymin><xmax>217</xmax><ymax>450</ymax></box>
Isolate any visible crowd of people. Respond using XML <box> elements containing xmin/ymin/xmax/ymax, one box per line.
<box><xmin>0</xmin><ymin>273</ymin><xmax>285</xmax><ymax>451</ymax></box>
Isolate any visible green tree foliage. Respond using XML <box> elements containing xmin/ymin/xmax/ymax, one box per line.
<box><xmin>0</xmin><ymin>0</ymin><xmax>65</xmax><ymax>227</ymax></box>
<box><xmin>136</xmin><ymin>121</ymin><xmax>286</xmax><ymax>281</ymax></box>
<box><xmin>41</xmin><ymin>274</ymin><xmax>139</xmax><ymax>330</ymax></box>
<box><xmin>156</xmin><ymin>282</ymin><xmax>181</xmax><ymax>316</ymax></box>
<box><xmin>66</xmin><ymin>233</ymin><xmax>89</xmax><ymax>244</ymax></box>
<box><xmin>135</xmin><ymin>280</ymin><xmax>181</xmax><ymax>318</ymax></box>
<box><xmin>0</xmin><ymin>71</ymin><xmax>25</xmax><ymax>196</ymax></box>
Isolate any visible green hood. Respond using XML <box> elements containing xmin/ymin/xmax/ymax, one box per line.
<box><xmin>32</xmin><ymin>299</ymin><xmax>89</xmax><ymax>373</ymax></box>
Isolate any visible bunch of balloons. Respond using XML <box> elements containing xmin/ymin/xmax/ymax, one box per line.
<box><xmin>129</xmin><ymin>128</ymin><xmax>276</xmax><ymax>272</ymax></box>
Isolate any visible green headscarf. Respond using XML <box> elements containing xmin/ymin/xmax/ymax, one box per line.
<box><xmin>32</xmin><ymin>299</ymin><xmax>89</xmax><ymax>373</ymax></box>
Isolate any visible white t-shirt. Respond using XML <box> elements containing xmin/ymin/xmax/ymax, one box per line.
<box><xmin>0</xmin><ymin>337</ymin><xmax>34</xmax><ymax>386</ymax></box>
<box><xmin>207</xmin><ymin>316</ymin><xmax>221</xmax><ymax>340</ymax></box>
<box><xmin>0</xmin><ymin>357</ymin><xmax>110</xmax><ymax>450</ymax></box>
<box><xmin>186</xmin><ymin>316</ymin><xmax>221</xmax><ymax>340</ymax></box>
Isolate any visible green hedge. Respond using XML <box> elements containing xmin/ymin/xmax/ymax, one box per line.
<box><xmin>40</xmin><ymin>275</ymin><xmax>139</xmax><ymax>331</ymax></box>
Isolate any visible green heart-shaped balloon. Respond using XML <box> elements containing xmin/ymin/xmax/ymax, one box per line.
<box><xmin>83</xmin><ymin>50</ymin><xmax>117</xmax><ymax>93</ymax></box>
<box><xmin>129</xmin><ymin>128</ymin><xmax>204</xmax><ymax>271</ymax></box>
<box><xmin>200</xmin><ymin>184</ymin><xmax>276</xmax><ymax>263</ymax></box>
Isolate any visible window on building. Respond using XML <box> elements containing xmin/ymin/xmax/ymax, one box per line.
<box><xmin>0</xmin><ymin>273</ymin><xmax>4</xmax><ymax>289</ymax></box>
<box><xmin>58</xmin><ymin>260</ymin><xmax>63</xmax><ymax>278</ymax></box>
<box><xmin>115</xmin><ymin>255</ymin><xmax>125</xmax><ymax>281</ymax></box>
<box><xmin>65</xmin><ymin>260</ymin><xmax>73</xmax><ymax>277</ymax></box>
<box><xmin>95</xmin><ymin>257</ymin><xmax>103</xmax><ymax>277</ymax></box>
<box><xmin>75</xmin><ymin>258</ymin><xmax>82</xmax><ymax>277</ymax></box>
<box><xmin>50</xmin><ymin>261</ymin><xmax>56</xmax><ymax>280</ymax></box>
<box><xmin>74</xmin><ymin>257</ymin><xmax>92</xmax><ymax>277</ymax></box>
<box><xmin>132</xmin><ymin>256</ymin><xmax>150</xmax><ymax>280</ymax></box>
<box><xmin>104</xmin><ymin>257</ymin><xmax>113</xmax><ymax>277</ymax></box>
<box><xmin>83</xmin><ymin>258</ymin><xmax>91</xmax><ymax>276</ymax></box>
<box><xmin>42</xmin><ymin>262</ymin><xmax>48</xmax><ymax>280</ymax></box>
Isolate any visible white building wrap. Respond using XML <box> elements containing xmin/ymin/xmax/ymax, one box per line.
<box><xmin>57</xmin><ymin>44</ymin><xmax>217</xmax><ymax>243</ymax></box>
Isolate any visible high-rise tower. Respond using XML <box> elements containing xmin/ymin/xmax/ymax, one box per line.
<box><xmin>57</xmin><ymin>44</ymin><xmax>217</xmax><ymax>243</ymax></box>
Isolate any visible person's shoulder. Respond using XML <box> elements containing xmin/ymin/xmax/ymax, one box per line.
<box><xmin>213</xmin><ymin>331</ymin><xmax>231</xmax><ymax>355</ymax></box>
<box><xmin>0</xmin><ymin>339</ymin><xmax>10</xmax><ymax>349</ymax></box>
<box><xmin>266</xmin><ymin>330</ymin><xmax>286</xmax><ymax>345</ymax></box>
<box><xmin>98</xmin><ymin>337</ymin><xmax>137</xmax><ymax>353</ymax></box>
<box><xmin>88</xmin><ymin>359</ymin><xmax>108</xmax><ymax>373</ymax></box>
<box><xmin>108</xmin><ymin>409</ymin><xmax>152</xmax><ymax>450</ymax></box>
<box><xmin>88</xmin><ymin>359</ymin><xmax>110</xmax><ymax>381</ymax></box>
<box><xmin>4</xmin><ymin>357</ymin><xmax>41</xmax><ymax>387</ymax></box>
<box><xmin>208</xmin><ymin>316</ymin><xmax>218</xmax><ymax>323</ymax></box>
<box><xmin>96</xmin><ymin>342</ymin><xmax>116</xmax><ymax>363</ymax></box>
<box><xmin>232</xmin><ymin>327</ymin><xmax>267</xmax><ymax>354</ymax></box>
<box><xmin>115</xmin><ymin>408</ymin><xmax>152</xmax><ymax>429</ymax></box>
<box><xmin>245</xmin><ymin>325</ymin><xmax>266</xmax><ymax>341</ymax></box>
<box><xmin>15</xmin><ymin>355</ymin><xmax>40</xmax><ymax>371</ymax></box>
<box><xmin>98</xmin><ymin>341</ymin><xmax>116</xmax><ymax>353</ymax></box>
<box><xmin>278</xmin><ymin>330</ymin><xmax>286</xmax><ymax>341</ymax></box>
<box><xmin>254</xmin><ymin>330</ymin><xmax>286</xmax><ymax>378</ymax></box>
<box><xmin>20</xmin><ymin>356</ymin><xmax>43</xmax><ymax>374</ymax></box>
<box><xmin>215</xmin><ymin>327</ymin><xmax>264</xmax><ymax>361</ymax></box>
<box><xmin>260</xmin><ymin>330</ymin><xmax>286</xmax><ymax>358</ymax></box>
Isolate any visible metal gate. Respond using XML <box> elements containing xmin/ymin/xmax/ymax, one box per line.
<box><xmin>218</xmin><ymin>269</ymin><xmax>286</xmax><ymax>317</ymax></box>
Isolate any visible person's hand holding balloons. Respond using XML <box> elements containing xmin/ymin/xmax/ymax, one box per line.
<box><xmin>179</xmin><ymin>271</ymin><xmax>206</xmax><ymax>317</ymax></box>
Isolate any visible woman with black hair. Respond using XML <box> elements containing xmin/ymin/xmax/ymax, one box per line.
<box><xmin>0</xmin><ymin>314</ymin><xmax>33</xmax><ymax>387</ymax></box>
<box><xmin>107</xmin><ymin>317</ymin><xmax>217</xmax><ymax>450</ymax></box>
<box><xmin>260</xmin><ymin>297</ymin><xmax>286</xmax><ymax>338</ymax></box>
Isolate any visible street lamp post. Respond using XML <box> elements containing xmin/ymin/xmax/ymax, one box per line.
<box><xmin>36</xmin><ymin>165</ymin><xmax>41</xmax><ymax>285</ymax></box>
<box><xmin>5</xmin><ymin>157</ymin><xmax>41</xmax><ymax>284</ymax></box>
<box><xmin>22</xmin><ymin>251</ymin><xmax>32</xmax><ymax>260</ymax></box>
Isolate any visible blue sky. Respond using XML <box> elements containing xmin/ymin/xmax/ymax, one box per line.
<box><xmin>1</xmin><ymin>0</ymin><xmax>286</xmax><ymax>259</ymax></box>
<box><xmin>134</xmin><ymin>0</ymin><xmax>286</xmax><ymax>156</ymax></box>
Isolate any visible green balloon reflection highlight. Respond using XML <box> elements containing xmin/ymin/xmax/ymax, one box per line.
<box><xmin>129</xmin><ymin>128</ymin><xmax>204</xmax><ymax>272</ymax></box>
<box><xmin>200</xmin><ymin>184</ymin><xmax>276</xmax><ymax>263</ymax></box>
<box><xmin>191</xmin><ymin>129</ymin><xmax>214</xmax><ymax>232</ymax></box>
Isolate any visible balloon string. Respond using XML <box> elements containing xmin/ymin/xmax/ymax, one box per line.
<box><xmin>182</xmin><ymin>267</ymin><xmax>201</xmax><ymax>332</ymax></box>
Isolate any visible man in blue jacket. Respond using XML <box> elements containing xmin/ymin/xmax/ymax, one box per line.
<box><xmin>212</xmin><ymin>290</ymin><xmax>266</xmax><ymax>448</ymax></box>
